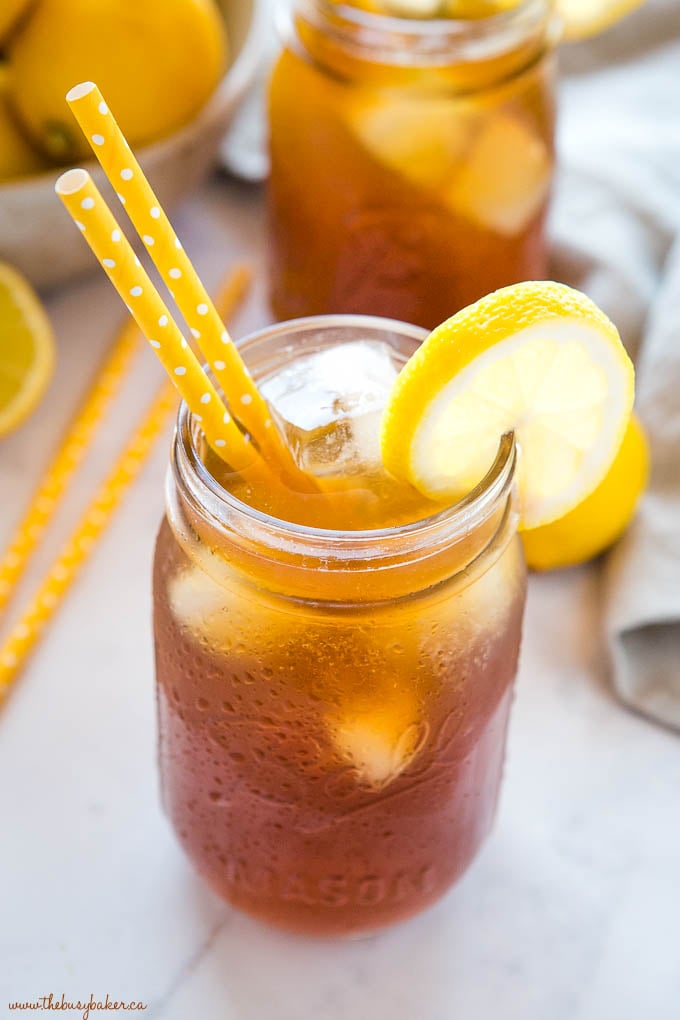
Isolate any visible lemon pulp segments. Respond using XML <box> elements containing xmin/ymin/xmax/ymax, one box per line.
<box><xmin>380</xmin><ymin>282</ymin><xmax>635</xmax><ymax>529</ymax></box>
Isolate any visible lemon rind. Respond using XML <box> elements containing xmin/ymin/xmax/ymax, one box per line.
<box><xmin>380</xmin><ymin>282</ymin><xmax>635</xmax><ymax>529</ymax></box>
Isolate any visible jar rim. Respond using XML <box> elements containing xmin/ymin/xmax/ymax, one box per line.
<box><xmin>287</xmin><ymin>0</ymin><xmax>557</xmax><ymax>65</ymax></box>
<box><xmin>171</xmin><ymin>314</ymin><xmax>517</xmax><ymax>562</ymax></box>
<box><xmin>310</xmin><ymin>0</ymin><xmax>549</xmax><ymax>36</ymax></box>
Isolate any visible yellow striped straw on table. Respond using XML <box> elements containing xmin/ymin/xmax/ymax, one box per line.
<box><xmin>55</xmin><ymin>168</ymin><xmax>272</xmax><ymax>486</ymax></box>
<box><xmin>0</xmin><ymin>380</ymin><xmax>177</xmax><ymax>703</ymax></box>
<box><xmin>0</xmin><ymin>264</ymin><xmax>252</xmax><ymax>706</ymax></box>
<box><xmin>66</xmin><ymin>81</ymin><xmax>314</xmax><ymax>493</ymax></box>
<box><xmin>0</xmin><ymin>317</ymin><xmax>142</xmax><ymax>615</ymax></box>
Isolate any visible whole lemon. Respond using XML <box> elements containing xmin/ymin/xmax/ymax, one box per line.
<box><xmin>6</xmin><ymin>0</ymin><xmax>228</xmax><ymax>161</ymax></box>
<box><xmin>0</xmin><ymin>0</ymin><xmax>35</xmax><ymax>45</ymax></box>
<box><xmin>521</xmin><ymin>414</ymin><xmax>649</xmax><ymax>571</ymax></box>
<box><xmin>0</xmin><ymin>65</ymin><xmax>50</xmax><ymax>182</ymax></box>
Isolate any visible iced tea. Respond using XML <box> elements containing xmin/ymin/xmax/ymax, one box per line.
<box><xmin>153</xmin><ymin>317</ymin><xmax>526</xmax><ymax>934</ymax></box>
<box><xmin>268</xmin><ymin>0</ymin><xmax>556</xmax><ymax>328</ymax></box>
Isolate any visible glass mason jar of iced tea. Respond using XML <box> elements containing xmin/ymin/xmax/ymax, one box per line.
<box><xmin>153</xmin><ymin>316</ymin><xmax>527</xmax><ymax>935</ymax></box>
<box><xmin>268</xmin><ymin>0</ymin><xmax>557</xmax><ymax>329</ymax></box>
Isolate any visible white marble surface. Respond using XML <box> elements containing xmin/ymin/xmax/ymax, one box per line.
<box><xmin>1</xmin><ymin>179</ymin><xmax>679</xmax><ymax>1019</ymax></box>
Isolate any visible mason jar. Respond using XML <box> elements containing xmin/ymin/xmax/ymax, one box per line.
<box><xmin>153</xmin><ymin>315</ymin><xmax>527</xmax><ymax>935</ymax></box>
<box><xmin>268</xmin><ymin>0</ymin><xmax>558</xmax><ymax>328</ymax></box>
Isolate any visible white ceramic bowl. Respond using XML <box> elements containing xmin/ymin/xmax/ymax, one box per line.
<box><xmin>0</xmin><ymin>0</ymin><xmax>261</xmax><ymax>290</ymax></box>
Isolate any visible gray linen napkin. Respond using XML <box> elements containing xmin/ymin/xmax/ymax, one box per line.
<box><xmin>222</xmin><ymin>0</ymin><xmax>680</xmax><ymax>729</ymax></box>
<box><xmin>552</xmin><ymin>0</ymin><xmax>680</xmax><ymax>730</ymax></box>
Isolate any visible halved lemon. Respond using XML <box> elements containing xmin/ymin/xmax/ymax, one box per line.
<box><xmin>0</xmin><ymin>261</ymin><xmax>55</xmax><ymax>438</ymax></box>
<box><xmin>380</xmin><ymin>281</ymin><xmax>635</xmax><ymax>530</ymax></box>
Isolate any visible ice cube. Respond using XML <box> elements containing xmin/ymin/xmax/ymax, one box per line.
<box><xmin>329</xmin><ymin>696</ymin><xmax>426</xmax><ymax>788</ymax></box>
<box><xmin>346</xmin><ymin>93</ymin><xmax>474</xmax><ymax>192</ymax></box>
<box><xmin>446</xmin><ymin>113</ymin><xmax>552</xmax><ymax>235</ymax></box>
<box><xmin>261</xmin><ymin>340</ymin><xmax>399</xmax><ymax>477</ymax></box>
<box><xmin>168</xmin><ymin>560</ymin><xmax>240</xmax><ymax>639</ymax></box>
<box><xmin>168</xmin><ymin>558</ymin><xmax>296</xmax><ymax>661</ymax></box>
<box><xmin>451</xmin><ymin>535</ymin><xmax>524</xmax><ymax>632</ymax></box>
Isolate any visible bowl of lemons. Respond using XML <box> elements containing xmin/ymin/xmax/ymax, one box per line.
<box><xmin>0</xmin><ymin>0</ymin><xmax>260</xmax><ymax>289</ymax></box>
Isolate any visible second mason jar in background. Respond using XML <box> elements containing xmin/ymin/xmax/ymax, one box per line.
<box><xmin>268</xmin><ymin>0</ymin><xmax>557</xmax><ymax>329</ymax></box>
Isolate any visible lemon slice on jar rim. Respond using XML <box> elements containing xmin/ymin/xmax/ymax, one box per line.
<box><xmin>380</xmin><ymin>281</ymin><xmax>635</xmax><ymax>530</ymax></box>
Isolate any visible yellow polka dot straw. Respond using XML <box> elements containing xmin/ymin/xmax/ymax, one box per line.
<box><xmin>0</xmin><ymin>380</ymin><xmax>177</xmax><ymax>704</ymax></box>
<box><xmin>55</xmin><ymin>168</ymin><xmax>272</xmax><ymax>487</ymax></box>
<box><xmin>66</xmin><ymin>81</ymin><xmax>315</xmax><ymax>494</ymax></box>
<box><xmin>0</xmin><ymin>265</ymin><xmax>252</xmax><ymax>706</ymax></box>
<box><xmin>0</xmin><ymin>317</ymin><xmax>142</xmax><ymax>615</ymax></box>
